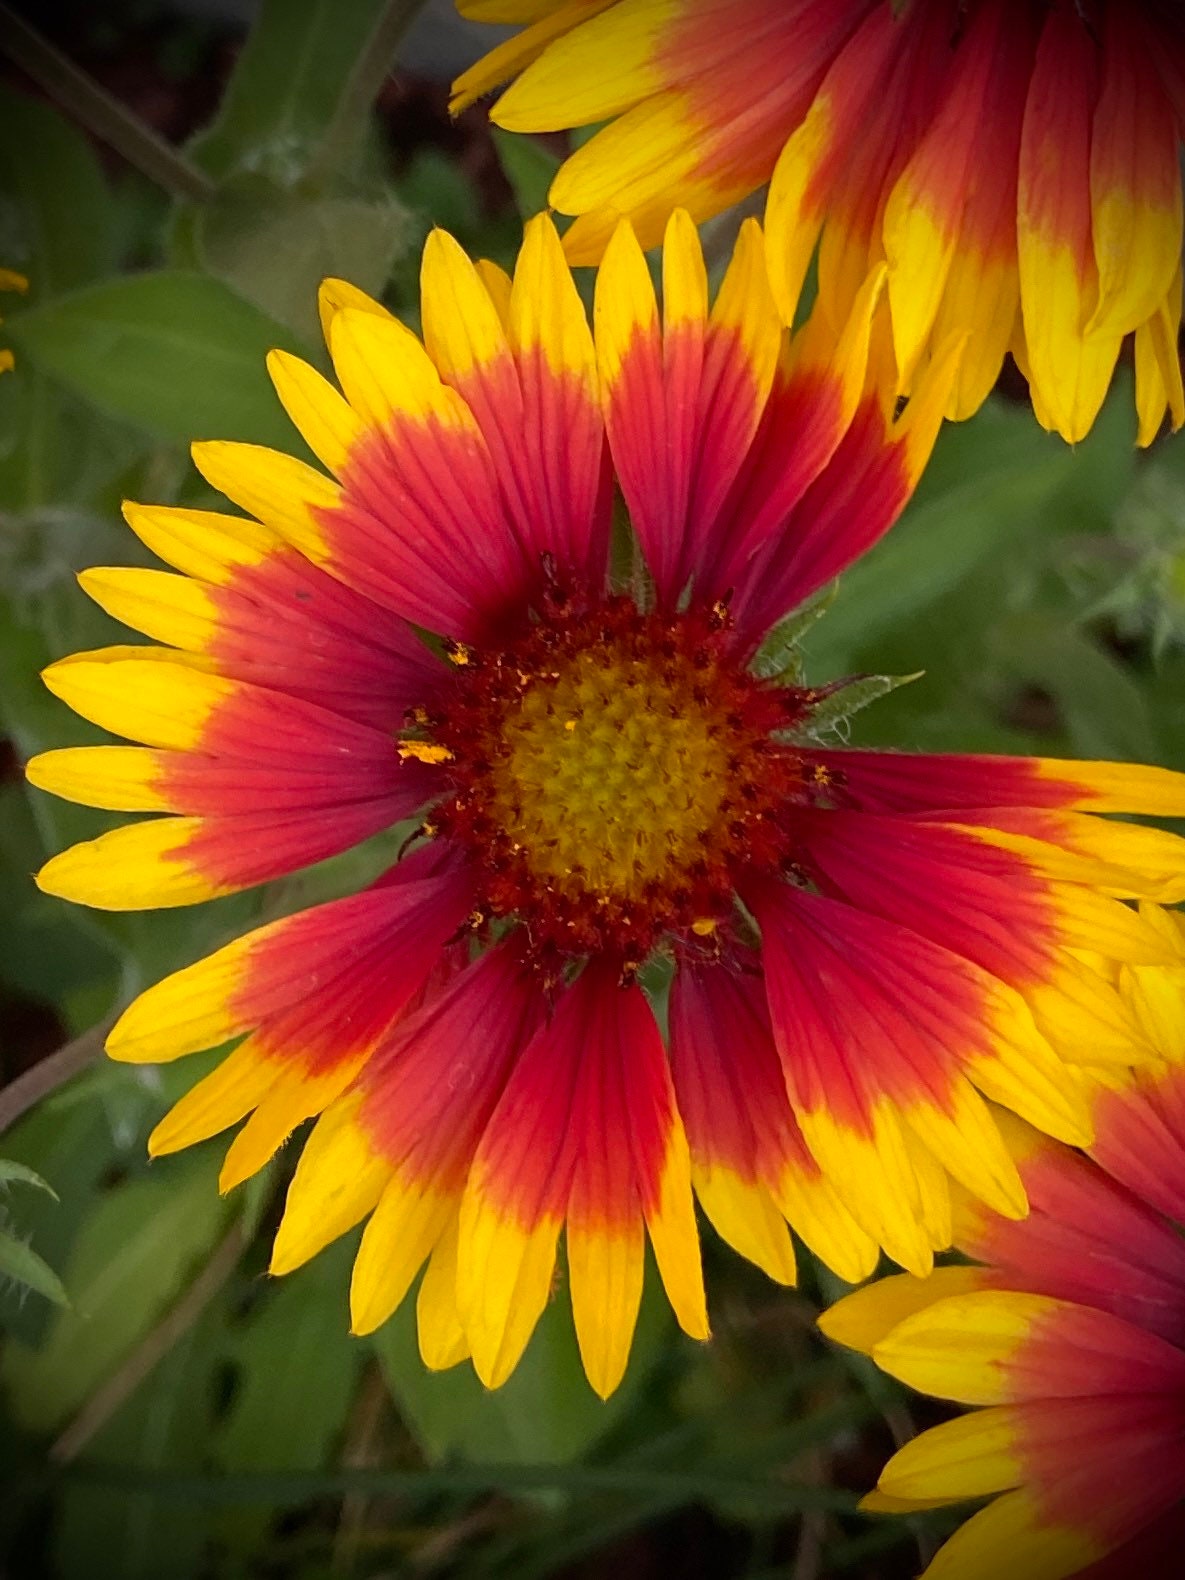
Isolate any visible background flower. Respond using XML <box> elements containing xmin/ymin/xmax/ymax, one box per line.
<box><xmin>455</xmin><ymin>0</ymin><xmax>1185</xmax><ymax>443</ymax></box>
<box><xmin>820</xmin><ymin>945</ymin><xmax>1185</xmax><ymax>1578</ymax></box>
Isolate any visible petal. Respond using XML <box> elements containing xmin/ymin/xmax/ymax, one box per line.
<box><xmin>920</xmin><ymin>1488</ymin><xmax>1100</xmax><ymax>1580</ymax></box>
<box><xmin>1017</xmin><ymin>8</ymin><xmax>1122</xmax><ymax>442</ymax></box>
<box><xmin>875</xmin><ymin>1290</ymin><xmax>1185</xmax><ymax>1406</ymax></box>
<box><xmin>877</xmin><ymin>1405</ymin><xmax>1024</xmax><ymax>1503</ymax></box>
<box><xmin>119</xmin><ymin>503</ymin><xmax>439</xmax><ymax>730</ymax></box>
<box><xmin>765</xmin><ymin>4</ymin><xmax>900</xmax><ymax>325</ymax></box>
<box><xmin>458</xmin><ymin>962</ymin><xmax>705</xmax><ymax>1392</ymax></box>
<box><xmin>808</xmin><ymin>748</ymin><xmax>1185</xmax><ymax>819</ymax></box>
<box><xmin>1087</xmin><ymin>7</ymin><xmax>1183</xmax><ymax>339</ymax></box>
<box><xmin>347</xmin><ymin>946</ymin><xmax>545</xmax><ymax>1336</ymax></box>
<box><xmin>266</xmin><ymin>348</ymin><xmax>367</xmax><ymax>476</ymax></box>
<box><xmin>882</xmin><ymin>0</ymin><xmax>1017</xmax><ymax>389</ymax></box>
<box><xmin>416</xmin><ymin>1216</ymin><xmax>471</xmax><ymax>1371</ymax></box>
<box><xmin>670</xmin><ymin>959</ymin><xmax>877</xmax><ymax>1285</ymax></box>
<box><xmin>819</xmin><ymin>1265</ymin><xmax>989</xmax><ymax>1357</ymax></box>
<box><xmin>733</xmin><ymin>327</ymin><xmax>962</xmax><ymax>635</ymax></box>
<box><xmin>105</xmin><ymin>851</ymin><xmax>471</xmax><ymax>1063</ymax></box>
<box><xmin>953</xmin><ymin>1115</ymin><xmax>1185</xmax><ymax>1349</ymax></box>
<box><xmin>752</xmin><ymin>882</ymin><xmax>1087</xmax><ymax>1256</ymax></box>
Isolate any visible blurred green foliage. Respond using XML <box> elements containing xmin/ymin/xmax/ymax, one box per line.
<box><xmin>1</xmin><ymin>2</ymin><xmax>1184</xmax><ymax>1577</ymax></box>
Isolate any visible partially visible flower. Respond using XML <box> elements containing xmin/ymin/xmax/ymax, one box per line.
<box><xmin>821</xmin><ymin>914</ymin><xmax>1185</xmax><ymax>1579</ymax></box>
<box><xmin>454</xmin><ymin>0</ymin><xmax>1185</xmax><ymax>444</ymax></box>
<box><xmin>25</xmin><ymin>214</ymin><xmax>1185</xmax><ymax>1396</ymax></box>
<box><xmin>0</xmin><ymin>268</ymin><xmax>28</xmax><ymax>373</ymax></box>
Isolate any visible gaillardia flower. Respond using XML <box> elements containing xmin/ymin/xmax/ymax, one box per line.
<box><xmin>454</xmin><ymin>0</ymin><xmax>1185</xmax><ymax>444</ymax></box>
<box><xmin>26</xmin><ymin>214</ymin><xmax>1185</xmax><ymax>1397</ymax></box>
<box><xmin>821</xmin><ymin>919</ymin><xmax>1185</xmax><ymax>1579</ymax></box>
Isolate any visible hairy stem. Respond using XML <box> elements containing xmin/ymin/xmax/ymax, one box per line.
<box><xmin>0</xmin><ymin>5</ymin><xmax>215</xmax><ymax>202</ymax></box>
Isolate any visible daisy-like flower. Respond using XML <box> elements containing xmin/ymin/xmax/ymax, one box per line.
<box><xmin>26</xmin><ymin>213</ymin><xmax>1185</xmax><ymax>1398</ymax></box>
<box><xmin>820</xmin><ymin>913</ymin><xmax>1185</xmax><ymax>1579</ymax></box>
<box><xmin>0</xmin><ymin>267</ymin><xmax>28</xmax><ymax>373</ymax></box>
<box><xmin>453</xmin><ymin>0</ymin><xmax>1185</xmax><ymax>445</ymax></box>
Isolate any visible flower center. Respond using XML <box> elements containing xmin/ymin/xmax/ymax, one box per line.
<box><xmin>404</xmin><ymin>594</ymin><xmax>816</xmax><ymax>969</ymax></box>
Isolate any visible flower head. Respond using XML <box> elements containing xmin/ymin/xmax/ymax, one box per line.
<box><xmin>455</xmin><ymin>0</ymin><xmax>1185</xmax><ymax>444</ymax></box>
<box><xmin>27</xmin><ymin>214</ymin><xmax>1185</xmax><ymax>1396</ymax></box>
<box><xmin>821</xmin><ymin>920</ymin><xmax>1185</xmax><ymax>1579</ymax></box>
<box><xmin>0</xmin><ymin>267</ymin><xmax>28</xmax><ymax>373</ymax></box>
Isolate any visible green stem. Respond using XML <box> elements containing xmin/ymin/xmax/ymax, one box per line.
<box><xmin>0</xmin><ymin>1018</ymin><xmax>112</xmax><ymax>1137</ymax></box>
<box><xmin>305</xmin><ymin>0</ymin><xmax>429</xmax><ymax>188</ymax></box>
<box><xmin>0</xmin><ymin>5</ymin><xmax>215</xmax><ymax>202</ymax></box>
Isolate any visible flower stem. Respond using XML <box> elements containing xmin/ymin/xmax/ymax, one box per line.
<box><xmin>305</xmin><ymin>0</ymin><xmax>429</xmax><ymax>188</ymax></box>
<box><xmin>0</xmin><ymin>4</ymin><xmax>216</xmax><ymax>203</ymax></box>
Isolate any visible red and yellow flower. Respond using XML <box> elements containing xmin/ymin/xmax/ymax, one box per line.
<box><xmin>27</xmin><ymin>213</ymin><xmax>1185</xmax><ymax>1396</ymax></box>
<box><xmin>454</xmin><ymin>0</ymin><xmax>1185</xmax><ymax>444</ymax></box>
<box><xmin>821</xmin><ymin>921</ymin><xmax>1185</xmax><ymax>1578</ymax></box>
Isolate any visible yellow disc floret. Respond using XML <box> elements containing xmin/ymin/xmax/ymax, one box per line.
<box><xmin>405</xmin><ymin>592</ymin><xmax>817</xmax><ymax>967</ymax></box>
<box><xmin>490</xmin><ymin>636</ymin><xmax>732</xmax><ymax>904</ymax></box>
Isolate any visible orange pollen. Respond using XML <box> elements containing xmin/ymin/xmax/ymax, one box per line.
<box><xmin>408</xmin><ymin>595</ymin><xmax>821</xmax><ymax>966</ymax></box>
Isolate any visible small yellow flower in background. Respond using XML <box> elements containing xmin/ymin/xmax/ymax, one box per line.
<box><xmin>454</xmin><ymin>0</ymin><xmax>1185</xmax><ymax>445</ymax></box>
<box><xmin>0</xmin><ymin>267</ymin><xmax>28</xmax><ymax>373</ymax></box>
<box><xmin>822</xmin><ymin>909</ymin><xmax>1185</xmax><ymax>1579</ymax></box>
<box><xmin>25</xmin><ymin>214</ymin><xmax>1185</xmax><ymax>1398</ymax></box>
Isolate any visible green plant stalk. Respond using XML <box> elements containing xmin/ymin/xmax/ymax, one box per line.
<box><xmin>0</xmin><ymin>1018</ymin><xmax>112</xmax><ymax>1137</ymax></box>
<box><xmin>0</xmin><ymin>5</ymin><xmax>215</xmax><ymax>202</ymax></box>
<box><xmin>305</xmin><ymin>0</ymin><xmax>429</xmax><ymax>188</ymax></box>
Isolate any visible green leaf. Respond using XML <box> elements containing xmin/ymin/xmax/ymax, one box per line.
<box><xmin>195</xmin><ymin>175</ymin><xmax>412</xmax><ymax>342</ymax></box>
<box><xmin>0</xmin><ymin>88</ymin><xmax>115</xmax><ymax>295</ymax></box>
<box><xmin>799</xmin><ymin>672</ymin><xmax>923</xmax><ymax>740</ymax></box>
<box><xmin>810</xmin><ymin>400</ymin><xmax>1078</xmax><ymax>675</ymax></box>
<box><xmin>0</xmin><ymin>1157</ymin><xmax>59</xmax><ymax>1198</ymax></box>
<box><xmin>54</xmin><ymin>1314</ymin><xmax>225</xmax><ymax>1580</ymax></box>
<box><xmin>373</xmin><ymin>1261</ymin><xmax>673</xmax><ymax>1466</ymax></box>
<box><xmin>214</xmin><ymin>1242</ymin><xmax>361</xmax><ymax>1472</ymax></box>
<box><xmin>186</xmin><ymin>0</ymin><xmax>400</xmax><ymax>184</ymax></box>
<box><xmin>0</xmin><ymin>1101</ymin><xmax>117</xmax><ymax>1344</ymax></box>
<box><xmin>0</xmin><ymin>1226</ymin><xmax>68</xmax><ymax>1307</ymax></box>
<box><xmin>492</xmin><ymin>128</ymin><xmax>562</xmax><ymax>222</ymax></box>
<box><xmin>2</xmin><ymin>1151</ymin><xmax>231</xmax><ymax>1430</ymax></box>
<box><xmin>990</xmin><ymin>615</ymin><xmax>1161</xmax><ymax>763</ymax></box>
<box><xmin>753</xmin><ymin>583</ymin><xmax>839</xmax><ymax>681</ymax></box>
<box><xmin>8</xmin><ymin>272</ymin><xmax>312</xmax><ymax>448</ymax></box>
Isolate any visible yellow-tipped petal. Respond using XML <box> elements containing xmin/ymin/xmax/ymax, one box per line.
<box><xmin>149</xmin><ymin>1041</ymin><xmax>275</xmax><ymax>1156</ymax></box>
<box><xmin>26</xmin><ymin>746</ymin><xmax>170</xmax><ymax>813</ymax></box>
<box><xmin>266</xmin><ymin>349</ymin><xmax>366</xmax><ymax>476</ymax></box>
<box><xmin>456</xmin><ymin>1189</ymin><xmax>561</xmax><ymax>1390</ymax></box>
<box><xmin>416</xmin><ymin>1217</ymin><xmax>470</xmax><ymax>1370</ymax></box>
<box><xmin>191</xmin><ymin>440</ymin><xmax>338</xmax><ymax>565</ymax></box>
<box><xmin>269</xmin><ymin>1094</ymin><xmax>390</xmax><ymax>1274</ymax></box>
<box><xmin>693</xmin><ymin>1166</ymin><xmax>798</xmax><ymax>1287</ymax></box>
<box><xmin>567</xmin><ymin>1217</ymin><xmax>644</xmax><ymax>1400</ymax></box>
<box><xmin>922</xmin><ymin>1488</ymin><xmax>1101</xmax><ymax>1580</ymax></box>
<box><xmin>219</xmin><ymin>1052</ymin><xmax>370</xmax><ymax>1193</ymax></box>
<box><xmin>317</xmin><ymin>275</ymin><xmax>393</xmax><ymax>348</ymax></box>
<box><xmin>122</xmin><ymin>502</ymin><xmax>275</xmax><ymax>585</ymax></box>
<box><xmin>106</xmin><ymin>930</ymin><xmax>259</xmax><ymax>1063</ymax></box>
<box><xmin>350</xmin><ymin>1176</ymin><xmax>455</xmax><ymax>1336</ymax></box>
<box><xmin>41</xmin><ymin>648</ymin><xmax>224</xmax><ymax>748</ymax></box>
<box><xmin>819</xmin><ymin>1266</ymin><xmax>988</xmax><ymax>1357</ymax></box>
<box><xmin>78</xmin><ymin>567</ymin><xmax>218</xmax><ymax>652</ymax></box>
<box><xmin>36</xmin><ymin>818</ymin><xmax>223</xmax><ymax>911</ymax></box>
<box><xmin>878</xmin><ymin>1406</ymin><xmax>1023</xmax><ymax>1503</ymax></box>
<box><xmin>873</xmin><ymin>1290</ymin><xmax>1058</xmax><ymax>1406</ymax></box>
<box><xmin>421</xmin><ymin>227</ymin><xmax>512</xmax><ymax>384</ymax></box>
